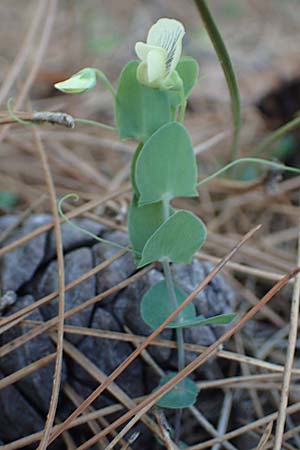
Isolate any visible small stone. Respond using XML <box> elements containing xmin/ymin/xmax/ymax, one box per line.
<box><xmin>114</xmin><ymin>260</ymin><xmax>235</xmax><ymax>378</ymax></box>
<box><xmin>0</xmin><ymin>215</ymin><xmax>50</xmax><ymax>292</ymax></box>
<box><xmin>74</xmin><ymin>307</ymin><xmax>144</xmax><ymax>398</ymax></box>
<box><xmin>0</xmin><ymin>290</ymin><xmax>17</xmax><ymax>313</ymax></box>
<box><xmin>0</xmin><ymin>218</ymin><xmax>237</xmax><ymax>449</ymax></box>
<box><xmin>113</xmin><ymin>268</ymin><xmax>174</xmax><ymax>365</ymax></box>
<box><xmin>0</xmin><ymin>295</ymin><xmax>66</xmax><ymax>413</ymax></box>
<box><xmin>0</xmin><ymin>369</ymin><xmax>44</xmax><ymax>442</ymax></box>
<box><xmin>36</xmin><ymin>247</ymin><xmax>96</xmax><ymax>344</ymax></box>
<box><xmin>67</xmin><ymin>379</ymin><xmax>116</xmax><ymax>412</ymax></box>
<box><xmin>172</xmin><ymin>260</ymin><xmax>235</xmax><ymax>339</ymax></box>
<box><xmin>172</xmin><ymin>260</ymin><xmax>235</xmax><ymax>376</ymax></box>
<box><xmin>46</xmin><ymin>219</ymin><xmax>105</xmax><ymax>260</ymax></box>
<box><xmin>93</xmin><ymin>230</ymin><xmax>136</xmax><ymax>306</ymax></box>
<box><xmin>0</xmin><ymin>215</ymin><xmax>19</xmax><ymax>234</ymax></box>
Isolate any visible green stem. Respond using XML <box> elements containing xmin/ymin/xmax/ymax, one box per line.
<box><xmin>74</xmin><ymin>118</ymin><xmax>116</xmax><ymax>132</ymax></box>
<box><xmin>197</xmin><ymin>157</ymin><xmax>300</xmax><ymax>187</ymax></box>
<box><xmin>171</xmin><ymin>105</ymin><xmax>179</xmax><ymax>121</ymax></box>
<box><xmin>193</xmin><ymin>0</ymin><xmax>241</xmax><ymax>164</ymax></box>
<box><xmin>162</xmin><ymin>260</ymin><xmax>185</xmax><ymax>371</ymax></box>
<box><xmin>95</xmin><ymin>69</ymin><xmax>117</xmax><ymax>98</ymax></box>
<box><xmin>161</xmin><ymin>196</ymin><xmax>185</xmax><ymax>443</ymax></box>
<box><xmin>58</xmin><ymin>194</ymin><xmax>140</xmax><ymax>255</ymax></box>
<box><xmin>179</xmin><ymin>89</ymin><xmax>187</xmax><ymax>123</ymax></box>
<box><xmin>252</xmin><ymin>115</ymin><xmax>300</xmax><ymax>156</ymax></box>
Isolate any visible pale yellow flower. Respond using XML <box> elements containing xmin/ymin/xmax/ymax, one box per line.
<box><xmin>135</xmin><ymin>18</ymin><xmax>185</xmax><ymax>89</ymax></box>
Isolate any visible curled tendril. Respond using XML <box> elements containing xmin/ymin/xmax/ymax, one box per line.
<box><xmin>58</xmin><ymin>193</ymin><xmax>140</xmax><ymax>256</ymax></box>
<box><xmin>7</xmin><ymin>98</ymin><xmax>33</xmax><ymax>126</ymax></box>
<box><xmin>197</xmin><ymin>158</ymin><xmax>300</xmax><ymax>187</ymax></box>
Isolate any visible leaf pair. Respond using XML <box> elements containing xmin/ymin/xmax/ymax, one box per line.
<box><xmin>141</xmin><ymin>280</ymin><xmax>235</xmax><ymax>409</ymax></box>
<box><xmin>115</xmin><ymin>58</ymin><xmax>199</xmax><ymax>141</ymax></box>
<box><xmin>141</xmin><ymin>280</ymin><xmax>235</xmax><ymax>330</ymax></box>
<box><xmin>128</xmin><ymin>120</ymin><xmax>206</xmax><ymax>266</ymax></box>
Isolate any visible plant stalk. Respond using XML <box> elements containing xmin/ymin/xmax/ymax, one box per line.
<box><xmin>95</xmin><ymin>69</ymin><xmax>117</xmax><ymax>98</ymax></box>
<box><xmin>162</xmin><ymin>197</ymin><xmax>185</xmax><ymax>443</ymax></box>
<box><xmin>179</xmin><ymin>89</ymin><xmax>187</xmax><ymax>123</ymax></box>
<box><xmin>74</xmin><ymin>118</ymin><xmax>116</xmax><ymax>131</ymax></box>
<box><xmin>193</xmin><ymin>0</ymin><xmax>241</xmax><ymax>166</ymax></box>
<box><xmin>162</xmin><ymin>260</ymin><xmax>185</xmax><ymax>372</ymax></box>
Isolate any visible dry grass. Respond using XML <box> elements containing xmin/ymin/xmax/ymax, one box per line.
<box><xmin>1</xmin><ymin>1</ymin><xmax>300</xmax><ymax>449</ymax></box>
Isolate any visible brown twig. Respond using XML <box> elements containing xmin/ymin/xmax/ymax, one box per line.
<box><xmin>0</xmin><ymin>187</ymin><xmax>129</xmax><ymax>258</ymax></box>
<box><xmin>47</xmin><ymin>225</ymin><xmax>262</xmax><ymax>446</ymax></box>
<box><xmin>0</xmin><ymin>265</ymin><xmax>154</xmax><ymax>358</ymax></box>
<box><xmin>67</xmin><ymin>262</ymin><xmax>300</xmax><ymax>450</ymax></box>
<box><xmin>0</xmin><ymin>0</ymin><xmax>58</xmax><ymax>143</ymax></box>
<box><xmin>0</xmin><ymin>249</ymin><xmax>127</xmax><ymax>330</ymax></box>
<box><xmin>0</xmin><ymin>0</ymin><xmax>48</xmax><ymax>105</ymax></box>
<box><xmin>75</xmin><ymin>260</ymin><xmax>300</xmax><ymax>450</ymax></box>
<box><xmin>273</xmin><ymin>217</ymin><xmax>300</xmax><ymax>449</ymax></box>
<box><xmin>0</xmin><ymin>111</ymin><xmax>75</xmax><ymax>128</ymax></box>
<box><xmin>33</xmin><ymin>124</ymin><xmax>65</xmax><ymax>450</ymax></box>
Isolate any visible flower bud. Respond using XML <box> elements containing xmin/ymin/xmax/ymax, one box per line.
<box><xmin>54</xmin><ymin>68</ymin><xmax>97</xmax><ymax>94</ymax></box>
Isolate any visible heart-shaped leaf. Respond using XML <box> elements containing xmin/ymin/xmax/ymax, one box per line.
<box><xmin>137</xmin><ymin>210</ymin><xmax>207</xmax><ymax>267</ymax></box>
<box><xmin>135</xmin><ymin>122</ymin><xmax>198</xmax><ymax>205</ymax></box>
<box><xmin>130</xmin><ymin>142</ymin><xmax>143</xmax><ymax>198</ymax></box>
<box><xmin>115</xmin><ymin>60</ymin><xmax>171</xmax><ymax>141</ymax></box>
<box><xmin>128</xmin><ymin>196</ymin><xmax>173</xmax><ymax>263</ymax></box>
<box><xmin>167</xmin><ymin>313</ymin><xmax>236</xmax><ymax>329</ymax></box>
<box><xmin>156</xmin><ymin>372</ymin><xmax>199</xmax><ymax>409</ymax></box>
<box><xmin>140</xmin><ymin>280</ymin><xmax>195</xmax><ymax>329</ymax></box>
<box><xmin>169</xmin><ymin>57</ymin><xmax>199</xmax><ymax>108</ymax></box>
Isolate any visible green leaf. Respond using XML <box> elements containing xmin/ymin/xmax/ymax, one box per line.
<box><xmin>156</xmin><ymin>372</ymin><xmax>199</xmax><ymax>409</ymax></box>
<box><xmin>137</xmin><ymin>210</ymin><xmax>207</xmax><ymax>267</ymax></box>
<box><xmin>0</xmin><ymin>192</ymin><xmax>17</xmax><ymax>208</ymax></box>
<box><xmin>130</xmin><ymin>142</ymin><xmax>143</xmax><ymax>198</ymax></box>
<box><xmin>140</xmin><ymin>280</ymin><xmax>195</xmax><ymax>329</ymax></box>
<box><xmin>128</xmin><ymin>196</ymin><xmax>172</xmax><ymax>263</ymax></box>
<box><xmin>169</xmin><ymin>57</ymin><xmax>199</xmax><ymax>107</ymax></box>
<box><xmin>167</xmin><ymin>313</ymin><xmax>236</xmax><ymax>329</ymax></box>
<box><xmin>136</xmin><ymin>122</ymin><xmax>198</xmax><ymax>205</ymax></box>
<box><xmin>115</xmin><ymin>60</ymin><xmax>171</xmax><ymax>141</ymax></box>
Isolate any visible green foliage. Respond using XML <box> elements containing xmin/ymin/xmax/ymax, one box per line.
<box><xmin>52</xmin><ymin>17</ymin><xmax>241</xmax><ymax>419</ymax></box>
<box><xmin>0</xmin><ymin>192</ymin><xmax>17</xmax><ymax>208</ymax></box>
<box><xmin>141</xmin><ymin>280</ymin><xmax>235</xmax><ymax>330</ymax></box>
<box><xmin>193</xmin><ymin>0</ymin><xmax>241</xmax><ymax>163</ymax></box>
<box><xmin>156</xmin><ymin>372</ymin><xmax>199</xmax><ymax>409</ymax></box>
<box><xmin>115</xmin><ymin>60</ymin><xmax>171</xmax><ymax>141</ymax></box>
<box><xmin>130</xmin><ymin>142</ymin><xmax>143</xmax><ymax>198</ymax></box>
<box><xmin>128</xmin><ymin>196</ymin><xmax>173</xmax><ymax>263</ymax></box>
<box><xmin>197</xmin><ymin>157</ymin><xmax>300</xmax><ymax>188</ymax></box>
<box><xmin>167</xmin><ymin>313</ymin><xmax>236</xmax><ymax>329</ymax></box>
<box><xmin>140</xmin><ymin>280</ymin><xmax>195</xmax><ymax>329</ymax></box>
<box><xmin>169</xmin><ymin>57</ymin><xmax>199</xmax><ymax>107</ymax></box>
<box><xmin>135</xmin><ymin>122</ymin><xmax>198</xmax><ymax>205</ymax></box>
<box><xmin>137</xmin><ymin>210</ymin><xmax>207</xmax><ymax>268</ymax></box>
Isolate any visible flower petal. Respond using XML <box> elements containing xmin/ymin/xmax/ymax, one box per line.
<box><xmin>147</xmin><ymin>18</ymin><xmax>185</xmax><ymax>74</ymax></box>
<box><xmin>146</xmin><ymin>49</ymin><xmax>167</xmax><ymax>83</ymax></box>
<box><xmin>136</xmin><ymin>61</ymin><xmax>150</xmax><ymax>85</ymax></box>
<box><xmin>135</xmin><ymin>42</ymin><xmax>166</xmax><ymax>62</ymax></box>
